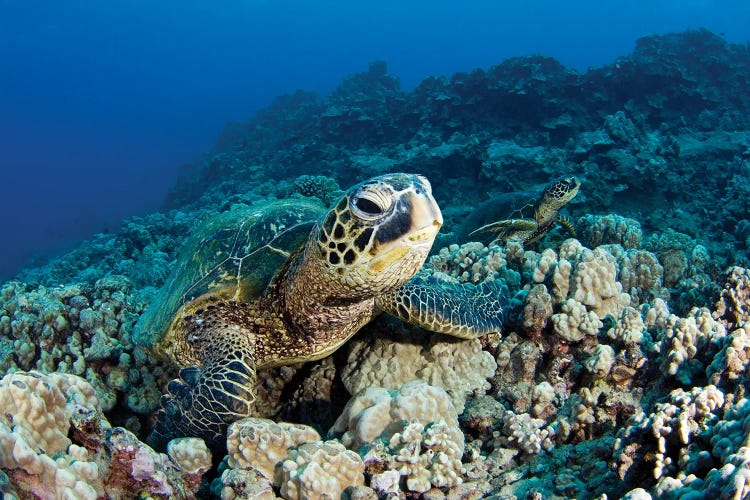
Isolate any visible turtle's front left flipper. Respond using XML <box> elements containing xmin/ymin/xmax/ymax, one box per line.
<box><xmin>150</xmin><ymin>354</ymin><xmax>256</xmax><ymax>450</ymax></box>
<box><xmin>468</xmin><ymin>218</ymin><xmax>537</xmax><ymax>237</ymax></box>
<box><xmin>468</xmin><ymin>219</ymin><xmax>538</xmax><ymax>245</ymax></box>
<box><xmin>376</xmin><ymin>274</ymin><xmax>508</xmax><ymax>339</ymax></box>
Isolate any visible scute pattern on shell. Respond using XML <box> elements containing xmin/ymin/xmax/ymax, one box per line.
<box><xmin>133</xmin><ymin>198</ymin><xmax>325</xmax><ymax>349</ymax></box>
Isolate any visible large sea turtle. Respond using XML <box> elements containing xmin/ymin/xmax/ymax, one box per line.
<box><xmin>465</xmin><ymin>176</ymin><xmax>580</xmax><ymax>246</ymax></box>
<box><xmin>134</xmin><ymin>173</ymin><xmax>506</xmax><ymax>447</ymax></box>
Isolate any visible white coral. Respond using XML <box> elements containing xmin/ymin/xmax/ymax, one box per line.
<box><xmin>280</xmin><ymin>441</ymin><xmax>364</xmax><ymax>500</ymax></box>
<box><xmin>551</xmin><ymin>298</ymin><xmax>603</xmax><ymax>342</ymax></box>
<box><xmin>428</xmin><ymin>242</ymin><xmax>508</xmax><ymax>283</ymax></box>
<box><xmin>527</xmin><ymin>248</ymin><xmax>558</xmax><ymax>283</ymax></box>
<box><xmin>659</xmin><ymin>307</ymin><xmax>726</xmax><ymax>384</ymax></box>
<box><xmin>708</xmin><ymin>323</ymin><xmax>750</xmax><ymax>383</ymax></box>
<box><xmin>615</xmin><ymin>385</ymin><xmax>725</xmax><ymax>481</ymax></box>
<box><xmin>584</xmin><ymin>344</ymin><xmax>616</xmax><ymax>378</ymax></box>
<box><xmin>616</xmin><ymin>248</ymin><xmax>664</xmax><ymax>305</ymax></box>
<box><xmin>226</xmin><ymin>418</ymin><xmax>321</xmax><ymax>483</ymax></box>
<box><xmin>608</xmin><ymin>306</ymin><xmax>646</xmax><ymax>344</ymax></box>
<box><xmin>167</xmin><ymin>437</ymin><xmax>212</xmax><ymax>476</ymax></box>
<box><xmin>331</xmin><ymin>381</ymin><xmax>465</xmax><ymax>493</ymax></box>
<box><xmin>642</xmin><ymin>298</ymin><xmax>671</xmax><ymax>331</ymax></box>
<box><xmin>570</xmin><ymin>247</ymin><xmax>631</xmax><ymax>317</ymax></box>
<box><xmin>497</xmin><ymin>411</ymin><xmax>555</xmax><ymax>456</ymax></box>
<box><xmin>0</xmin><ymin>371</ymin><xmax>104</xmax><ymax>500</ymax></box>
<box><xmin>342</xmin><ymin>332</ymin><xmax>496</xmax><ymax>411</ymax></box>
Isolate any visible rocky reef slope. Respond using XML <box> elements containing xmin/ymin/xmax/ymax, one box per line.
<box><xmin>2</xmin><ymin>29</ymin><xmax>750</xmax><ymax>499</ymax></box>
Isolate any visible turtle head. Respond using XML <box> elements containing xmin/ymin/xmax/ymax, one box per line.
<box><xmin>541</xmin><ymin>176</ymin><xmax>580</xmax><ymax>209</ymax></box>
<box><xmin>313</xmin><ymin>173</ymin><xmax>442</xmax><ymax>296</ymax></box>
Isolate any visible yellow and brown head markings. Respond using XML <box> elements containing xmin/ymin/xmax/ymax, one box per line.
<box><xmin>312</xmin><ymin>173</ymin><xmax>442</xmax><ymax>294</ymax></box>
<box><xmin>541</xmin><ymin>177</ymin><xmax>580</xmax><ymax>210</ymax></box>
<box><xmin>533</xmin><ymin>176</ymin><xmax>580</xmax><ymax>227</ymax></box>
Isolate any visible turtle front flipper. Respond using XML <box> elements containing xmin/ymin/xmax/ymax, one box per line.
<box><xmin>376</xmin><ymin>274</ymin><xmax>507</xmax><ymax>339</ymax></box>
<box><xmin>468</xmin><ymin>218</ymin><xmax>539</xmax><ymax>245</ymax></box>
<box><xmin>151</xmin><ymin>355</ymin><xmax>256</xmax><ymax>450</ymax></box>
<box><xmin>149</xmin><ymin>302</ymin><xmax>261</xmax><ymax>450</ymax></box>
<box><xmin>469</xmin><ymin>218</ymin><xmax>538</xmax><ymax>237</ymax></box>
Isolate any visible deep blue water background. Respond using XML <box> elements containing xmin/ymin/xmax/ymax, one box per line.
<box><xmin>1</xmin><ymin>0</ymin><xmax>748</xmax><ymax>281</ymax></box>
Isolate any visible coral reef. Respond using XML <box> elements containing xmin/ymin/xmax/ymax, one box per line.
<box><xmin>331</xmin><ymin>381</ymin><xmax>466</xmax><ymax>493</ymax></box>
<box><xmin>280</xmin><ymin>441</ymin><xmax>364</xmax><ymax>500</ymax></box>
<box><xmin>0</xmin><ymin>371</ymin><xmax>207</xmax><ymax>499</ymax></box>
<box><xmin>3</xmin><ymin>27</ymin><xmax>750</xmax><ymax>499</ymax></box>
<box><xmin>0</xmin><ymin>278</ymin><xmax>174</xmax><ymax>418</ymax></box>
<box><xmin>341</xmin><ymin>326</ymin><xmax>496</xmax><ymax>411</ymax></box>
<box><xmin>225</xmin><ymin>418</ymin><xmax>321</xmax><ymax>481</ymax></box>
<box><xmin>221</xmin><ymin>418</ymin><xmax>364</xmax><ymax>500</ymax></box>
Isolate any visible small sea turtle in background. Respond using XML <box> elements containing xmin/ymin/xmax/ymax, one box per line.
<box><xmin>467</xmin><ymin>176</ymin><xmax>580</xmax><ymax>246</ymax></box>
<box><xmin>134</xmin><ymin>173</ymin><xmax>506</xmax><ymax>447</ymax></box>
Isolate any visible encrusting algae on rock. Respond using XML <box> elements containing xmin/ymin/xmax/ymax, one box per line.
<box><xmin>2</xmin><ymin>28</ymin><xmax>750</xmax><ymax>499</ymax></box>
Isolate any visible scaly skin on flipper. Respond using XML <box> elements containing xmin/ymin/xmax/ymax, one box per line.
<box><xmin>376</xmin><ymin>274</ymin><xmax>507</xmax><ymax>339</ymax></box>
<box><xmin>136</xmin><ymin>173</ymin><xmax>508</xmax><ymax>449</ymax></box>
<box><xmin>470</xmin><ymin>176</ymin><xmax>580</xmax><ymax>245</ymax></box>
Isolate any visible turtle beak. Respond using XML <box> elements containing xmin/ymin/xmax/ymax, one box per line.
<box><xmin>405</xmin><ymin>190</ymin><xmax>443</xmax><ymax>246</ymax></box>
<box><xmin>364</xmin><ymin>182</ymin><xmax>442</xmax><ymax>278</ymax></box>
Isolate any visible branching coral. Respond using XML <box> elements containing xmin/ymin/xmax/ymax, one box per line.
<box><xmin>607</xmin><ymin>306</ymin><xmax>646</xmax><ymax>345</ymax></box>
<box><xmin>518</xmin><ymin>284</ymin><xmax>554</xmax><ymax>335</ymax></box>
<box><xmin>707</xmin><ymin>323</ymin><xmax>750</xmax><ymax>384</ymax></box>
<box><xmin>496</xmin><ymin>411</ymin><xmax>555</xmax><ymax>457</ymax></box>
<box><xmin>584</xmin><ymin>344</ymin><xmax>616</xmax><ymax>377</ymax></box>
<box><xmin>657</xmin><ymin>307</ymin><xmax>726</xmax><ymax>385</ymax></box>
<box><xmin>427</xmin><ymin>242</ymin><xmax>520</xmax><ymax>287</ymax></box>
<box><xmin>292</xmin><ymin>174</ymin><xmax>343</xmax><ymax>206</ymax></box>
<box><xmin>569</xmin><ymin>247</ymin><xmax>631</xmax><ymax>318</ymax></box>
<box><xmin>614</xmin><ymin>385</ymin><xmax>725</xmax><ymax>483</ymax></box>
<box><xmin>613</xmin><ymin>248</ymin><xmax>666</xmax><ymax>305</ymax></box>
<box><xmin>713</xmin><ymin>266</ymin><xmax>750</xmax><ymax>329</ymax></box>
<box><xmin>551</xmin><ymin>298</ymin><xmax>603</xmax><ymax>342</ymax></box>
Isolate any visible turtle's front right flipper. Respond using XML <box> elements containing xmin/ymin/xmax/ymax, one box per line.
<box><xmin>149</xmin><ymin>304</ymin><xmax>259</xmax><ymax>450</ymax></box>
<box><xmin>150</xmin><ymin>354</ymin><xmax>256</xmax><ymax>450</ymax></box>
<box><xmin>376</xmin><ymin>274</ymin><xmax>508</xmax><ymax>339</ymax></box>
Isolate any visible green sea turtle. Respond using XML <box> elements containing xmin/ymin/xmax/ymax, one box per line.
<box><xmin>134</xmin><ymin>173</ymin><xmax>506</xmax><ymax>447</ymax></box>
<box><xmin>467</xmin><ymin>176</ymin><xmax>580</xmax><ymax>246</ymax></box>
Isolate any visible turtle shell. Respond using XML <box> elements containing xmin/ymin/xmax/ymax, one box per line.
<box><xmin>133</xmin><ymin>198</ymin><xmax>325</xmax><ymax>349</ymax></box>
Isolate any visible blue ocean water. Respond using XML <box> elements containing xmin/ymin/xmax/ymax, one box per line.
<box><xmin>0</xmin><ymin>0</ymin><xmax>748</xmax><ymax>281</ymax></box>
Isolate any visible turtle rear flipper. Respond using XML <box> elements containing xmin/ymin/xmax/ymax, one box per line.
<box><xmin>376</xmin><ymin>274</ymin><xmax>507</xmax><ymax>339</ymax></box>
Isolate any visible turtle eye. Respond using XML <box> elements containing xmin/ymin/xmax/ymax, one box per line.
<box><xmin>350</xmin><ymin>182</ymin><xmax>393</xmax><ymax>221</ymax></box>
<box><xmin>354</xmin><ymin>197</ymin><xmax>382</xmax><ymax>215</ymax></box>
<box><xmin>350</xmin><ymin>190</ymin><xmax>390</xmax><ymax>221</ymax></box>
